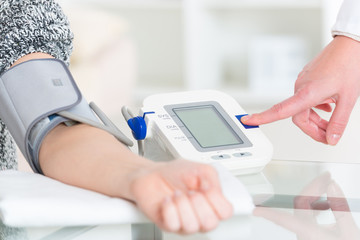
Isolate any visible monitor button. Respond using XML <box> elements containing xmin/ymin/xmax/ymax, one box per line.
<box><xmin>236</xmin><ymin>114</ymin><xmax>259</xmax><ymax>129</ymax></box>
<box><xmin>233</xmin><ymin>152</ymin><xmax>252</xmax><ymax>158</ymax></box>
<box><xmin>211</xmin><ymin>154</ymin><xmax>231</xmax><ymax>160</ymax></box>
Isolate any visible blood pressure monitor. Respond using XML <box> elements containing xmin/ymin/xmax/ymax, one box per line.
<box><xmin>141</xmin><ymin>90</ymin><xmax>273</xmax><ymax>175</ymax></box>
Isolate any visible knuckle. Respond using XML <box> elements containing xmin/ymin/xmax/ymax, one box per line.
<box><xmin>296</xmin><ymin>85</ymin><xmax>313</xmax><ymax>102</ymax></box>
<box><xmin>270</xmin><ymin>103</ymin><xmax>285</xmax><ymax>118</ymax></box>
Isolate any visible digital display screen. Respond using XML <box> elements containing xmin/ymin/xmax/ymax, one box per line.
<box><xmin>173</xmin><ymin>106</ymin><xmax>243</xmax><ymax>148</ymax></box>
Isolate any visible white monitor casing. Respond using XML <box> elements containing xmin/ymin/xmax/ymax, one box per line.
<box><xmin>141</xmin><ymin>90</ymin><xmax>273</xmax><ymax>175</ymax></box>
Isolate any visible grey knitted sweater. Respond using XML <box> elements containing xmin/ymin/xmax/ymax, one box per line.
<box><xmin>0</xmin><ymin>0</ymin><xmax>73</xmax><ymax>170</ymax></box>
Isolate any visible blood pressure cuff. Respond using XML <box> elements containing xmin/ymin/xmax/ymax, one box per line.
<box><xmin>0</xmin><ymin>59</ymin><xmax>99</xmax><ymax>173</ymax></box>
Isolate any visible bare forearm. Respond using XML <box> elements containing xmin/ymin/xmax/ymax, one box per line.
<box><xmin>39</xmin><ymin>123</ymin><xmax>154</xmax><ymax>200</ymax></box>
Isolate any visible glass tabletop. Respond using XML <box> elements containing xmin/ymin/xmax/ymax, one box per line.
<box><xmin>246</xmin><ymin>159</ymin><xmax>360</xmax><ymax>208</ymax></box>
<box><xmin>230</xmin><ymin>159</ymin><xmax>360</xmax><ymax>240</ymax></box>
<box><xmin>2</xmin><ymin>159</ymin><xmax>360</xmax><ymax>240</ymax></box>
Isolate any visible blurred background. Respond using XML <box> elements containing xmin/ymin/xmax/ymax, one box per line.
<box><xmin>19</xmin><ymin>0</ymin><xmax>360</xmax><ymax>171</ymax></box>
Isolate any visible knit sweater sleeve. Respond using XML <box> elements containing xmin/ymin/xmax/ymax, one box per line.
<box><xmin>0</xmin><ymin>0</ymin><xmax>74</xmax><ymax>75</ymax></box>
<box><xmin>0</xmin><ymin>0</ymin><xmax>73</xmax><ymax>171</ymax></box>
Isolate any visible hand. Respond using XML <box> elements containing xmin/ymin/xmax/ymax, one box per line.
<box><xmin>242</xmin><ymin>36</ymin><xmax>360</xmax><ymax>145</ymax></box>
<box><xmin>254</xmin><ymin>173</ymin><xmax>360</xmax><ymax>240</ymax></box>
<box><xmin>128</xmin><ymin>159</ymin><xmax>233</xmax><ymax>234</ymax></box>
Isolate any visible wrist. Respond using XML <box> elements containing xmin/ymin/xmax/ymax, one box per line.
<box><xmin>119</xmin><ymin>156</ymin><xmax>160</xmax><ymax>201</ymax></box>
<box><xmin>125</xmin><ymin>160</ymin><xmax>167</xmax><ymax>202</ymax></box>
<box><xmin>331</xmin><ymin>35</ymin><xmax>360</xmax><ymax>63</ymax></box>
<box><xmin>334</xmin><ymin>35</ymin><xmax>360</xmax><ymax>48</ymax></box>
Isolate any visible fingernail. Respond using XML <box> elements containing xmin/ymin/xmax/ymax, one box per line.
<box><xmin>241</xmin><ymin>115</ymin><xmax>251</xmax><ymax>123</ymax></box>
<box><xmin>328</xmin><ymin>134</ymin><xmax>341</xmax><ymax>146</ymax></box>
<box><xmin>168</xmin><ymin>215</ymin><xmax>180</xmax><ymax>232</ymax></box>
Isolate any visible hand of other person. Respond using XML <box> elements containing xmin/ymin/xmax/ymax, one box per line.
<box><xmin>242</xmin><ymin>36</ymin><xmax>360</xmax><ymax>145</ymax></box>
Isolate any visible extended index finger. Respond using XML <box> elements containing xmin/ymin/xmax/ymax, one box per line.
<box><xmin>242</xmin><ymin>86</ymin><xmax>325</xmax><ymax>126</ymax></box>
